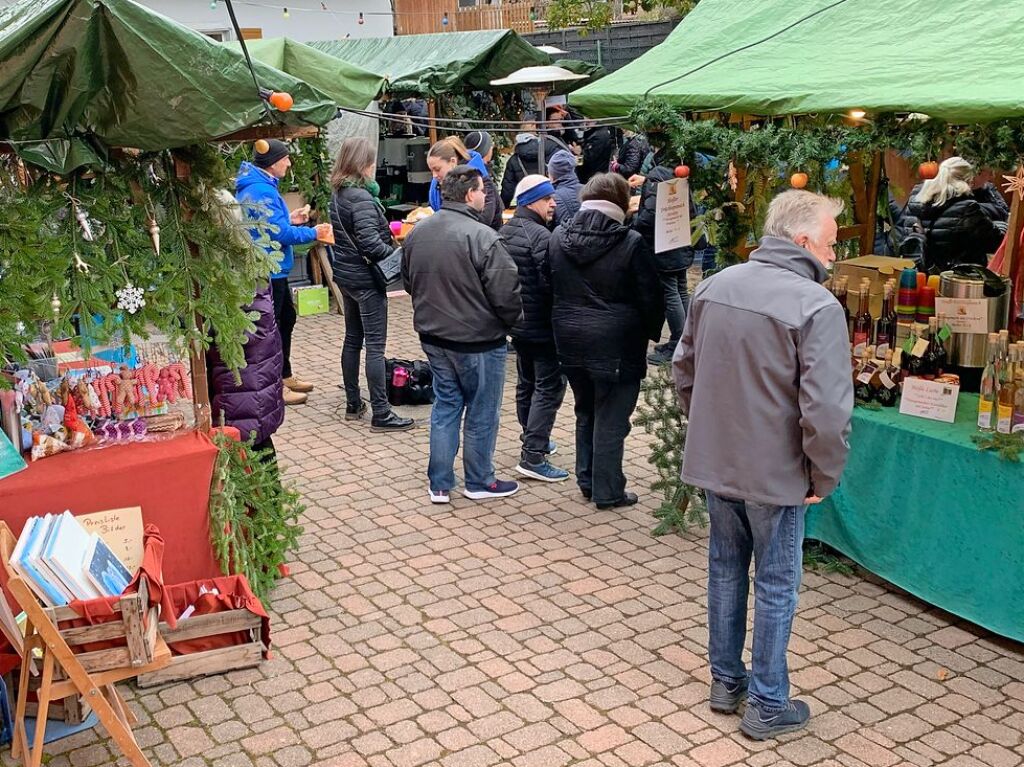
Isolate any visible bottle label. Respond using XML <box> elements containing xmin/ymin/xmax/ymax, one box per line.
<box><xmin>1012</xmin><ymin>421</ymin><xmax>1024</xmax><ymax>434</ymax></box>
<box><xmin>997</xmin><ymin>405</ymin><xmax>1013</xmax><ymax>434</ymax></box>
<box><xmin>911</xmin><ymin>338</ymin><xmax>929</xmax><ymax>358</ymax></box>
<box><xmin>852</xmin><ymin>341</ymin><xmax>867</xmax><ymax>358</ymax></box>
<box><xmin>879</xmin><ymin>371</ymin><xmax>896</xmax><ymax>390</ymax></box>
<box><xmin>978</xmin><ymin>400</ymin><xmax>993</xmax><ymax>429</ymax></box>
<box><xmin>938</xmin><ymin>324</ymin><xmax>952</xmax><ymax>342</ymax></box>
<box><xmin>876</xmin><ymin>342</ymin><xmax>890</xmax><ymax>357</ymax></box>
<box><xmin>857</xmin><ymin>363</ymin><xmax>878</xmax><ymax>384</ymax></box>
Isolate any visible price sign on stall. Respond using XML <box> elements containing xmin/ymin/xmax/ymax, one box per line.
<box><xmin>935</xmin><ymin>297</ymin><xmax>989</xmax><ymax>335</ymax></box>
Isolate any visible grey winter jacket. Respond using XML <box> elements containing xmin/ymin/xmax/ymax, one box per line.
<box><xmin>402</xmin><ymin>202</ymin><xmax>523</xmax><ymax>351</ymax></box>
<box><xmin>673</xmin><ymin>236</ymin><xmax>853</xmax><ymax>506</ymax></box>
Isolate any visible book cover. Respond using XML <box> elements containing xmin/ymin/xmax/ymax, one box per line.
<box><xmin>44</xmin><ymin>511</ymin><xmax>103</xmax><ymax>601</ymax></box>
<box><xmin>31</xmin><ymin>514</ymin><xmax>75</xmax><ymax>604</ymax></box>
<box><xmin>15</xmin><ymin>516</ymin><xmax>66</xmax><ymax>607</ymax></box>
<box><xmin>9</xmin><ymin>517</ymin><xmax>52</xmax><ymax>607</ymax></box>
<box><xmin>84</xmin><ymin>535</ymin><xmax>132</xmax><ymax>598</ymax></box>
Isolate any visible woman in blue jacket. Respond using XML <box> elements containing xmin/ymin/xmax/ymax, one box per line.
<box><xmin>426</xmin><ymin>137</ymin><xmax>499</xmax><ymax>229</ymax></box>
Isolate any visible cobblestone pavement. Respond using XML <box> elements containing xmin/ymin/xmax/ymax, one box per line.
<box><xmin>9</xmin><ymin>295</ymin><xmax>1024</xmax><ymax>767</ymax></box>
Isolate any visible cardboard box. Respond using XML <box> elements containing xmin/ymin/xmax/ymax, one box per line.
<box><xmin>834</xmin><ymin>255</ymin><xmax>917</xmax><ymax>317</ymax></box>
<box><xmin>293</xmin><ymin>285</ymin><xmax>329</xmax><ymax>316</ymax></box>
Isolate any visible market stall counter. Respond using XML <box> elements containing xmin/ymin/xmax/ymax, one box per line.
<box><xmin>806</xmin><ymin>393</ymin><xmax>1024</xmax><ymax>643</ymax></box>
<box><xmin>0</xmin><ymin>430</ymin><xmax>222</xmax><ymax>584</ymax></box>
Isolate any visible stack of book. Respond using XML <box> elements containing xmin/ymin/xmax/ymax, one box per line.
<box><xmin>9</xmin><ymin>512</ymin><xmax>133</xmax><ymax>607</ymax></box>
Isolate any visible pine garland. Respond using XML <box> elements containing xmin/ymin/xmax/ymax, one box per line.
<box><xmin>0</xmin><ymin>145</ymin><xmax>279</xmax><ymax>372</ymax></box>
<box><xmin>971</xmin><ymin>432</ymin><xmax>1024</xmax><ymax>462</ymax></box>
<box><xmin>208</xmin><ymin>431</ymin><xmax>304</xmax><ymax>603</ymax></box>
<box><xmin>633</xmin><ymin>363</ymin><xmax>708</xmax><ymax>535</ymax></box>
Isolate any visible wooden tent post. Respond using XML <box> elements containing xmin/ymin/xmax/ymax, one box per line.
<box><xmin>173</xmin><ymin>157</ymin><xmax>213</xmax><ymax>434</ymax></box>
<box><xmin>863</xmin><ymin>151</ymin><xmax>882</xmax><ymax>256</ymax></box>
<box><xmin>1004</xmin><ymin>168</ymin><xmax>1024</xmax><ymax>338</ymax></box>
<box><xmin>427</xmin><ymin>99</ymin><xmax>438</xmax><ymax>145</ymax></box>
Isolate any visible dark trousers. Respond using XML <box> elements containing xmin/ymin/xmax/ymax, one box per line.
<box><xmin>514</xmin><ymin>342</ymin><xmax>566</xmax><ymax>464</ymax></box>
<box><xmin>567</xmin><ymin>372</ymin><xmax>642</xmax><ymax>505</ymax></box>
<box><xmin>340</xmin><ymin>286</ymin><xmax>390</xmax><ymax>417</ymax></box>
<box><xmin>271</xmin><ymin>278</ymin><xmax>296</xmax><ymax>379</ymax></box>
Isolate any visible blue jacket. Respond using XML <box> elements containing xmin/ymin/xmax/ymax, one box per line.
<box><xmin>236</xmin><ymin>162</ymin><xmax>317</xmax><ymax>280</ymax></box>
<box><xmin>428</xmin><ymin>150</ymin><xmax>489</xmax><ymax>212</ymax></box>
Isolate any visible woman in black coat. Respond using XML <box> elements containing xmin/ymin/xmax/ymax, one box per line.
<box><xmin>549</xmin><ymin>173</ymin><xmax>664</xmax><ymax>509</ymax></box>
<box><xmin>905</xmin><ymin>156</ymin><xmax>1008</xmax><ymax>274</ymax></box>
<box><xmin>329</xmin><ymin>137</ymin><xmax>413</xmax><ymax>432</ymax></box>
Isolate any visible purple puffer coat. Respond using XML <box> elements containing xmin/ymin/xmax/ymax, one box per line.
<box><xmin>206</xmin><ymin>280</ymin><xmax>284</xmax><ymax>445</ymax></box>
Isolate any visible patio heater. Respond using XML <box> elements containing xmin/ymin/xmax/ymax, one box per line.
<box><xmin>490</xmin><ymin>66</ymin><xmax>589</xmax><ymax>174</ymax></box>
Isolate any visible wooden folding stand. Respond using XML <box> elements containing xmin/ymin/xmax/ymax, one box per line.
<box><xmin>0</xmin><ymin>522</ymin><xmax>171</xmax><ymax>767</ymax></box>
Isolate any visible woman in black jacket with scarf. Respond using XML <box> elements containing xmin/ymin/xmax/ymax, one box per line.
<box><xmin>329</xmin><ymin>137</ymin><xmax>413</xmax><ymax>432</ymax></box>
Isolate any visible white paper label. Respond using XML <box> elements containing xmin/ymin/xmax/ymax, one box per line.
<box><xmin>853</xmin><ymin>342</ymin><xmax>867</xmax><ymax>358</ymax></box>
<box><xmin>654</xmin><ymin>178</ymin><xmax>692</xmax><ymax>254</ymax></box>
<box><xmin>876</xmin><ymin>342</ymin><xmax>890</xmax><ymax>357</ymax></box>
<box><xmin>856</xmin><ymin>363</ymin><xmax>878</xmax><ymax>384</ymax></box>
<box><xmin>911</xmin><ymin>337</ymin><xmax>930</xmax><ymax>358</ymax></box>
<box><xmin>934</xmin><ymin>297</ymin><xmax>989</xmax><ymax>335</ymax></box>
<box><xmin>899</xmin><ymin>378</ymin><xmax>960</xmax><ymax>423</ymax></box>
<box><xmin>879</xmin><ymin>371</ymin><xmax>896</xmax><ymax>390</ymax></box>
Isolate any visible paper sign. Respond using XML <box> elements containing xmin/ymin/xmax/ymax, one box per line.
<box><xmin>654</xmin><ymin>178</ymin><xmax>692</xmax><ymax>254</ymax></box>
<box><xmin>935</xmin><ymin>297</ymin><xmax>989</xmax><ymax>335</ymax></box>
<box><xmin>78</xmin><ymin>506</ymin><xmax>143</xmax><ymax>574</ymax></box>
<box><xmin>899</xmin><ymin>378</ymin><xmax>960</xmax><ymax>423</ymax></box>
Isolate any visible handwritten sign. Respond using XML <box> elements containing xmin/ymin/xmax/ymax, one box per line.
<box><xmin>78</xmin><ymin>506</ymin><xmax>143</xmax><ymax>574</ymax></box>
<box><xmin>934</xmin><ymin>297</ymin><xmax>989</xmax><ymax>335</ymax></box>
<box><xmin>899</xmin><ymin>378</ymin><xmax>960</xmax><ymax>423</ymax></box>
<box><xmin>654</xmin><ymin>178</ymin><xmax>692</xmax><ymax>254</ymax></box>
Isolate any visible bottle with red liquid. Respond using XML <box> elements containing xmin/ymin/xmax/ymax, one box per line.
<box><xmin>851</xmin><ymin>281</ymin><xmax>872</xmax><ymax>357</ymax></box>
<box><xmin>875</xmin><ymin>283</ymin><xmax>896</xmax><ymax>356</ymax></box>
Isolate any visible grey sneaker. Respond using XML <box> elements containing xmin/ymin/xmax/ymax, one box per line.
<box><xmin>739</xmin><ymin>699</ymin><xmax>811</xmax><ymax>740</ymax></box>
<box><xmin>709</xmin><ymin>678</ymin><xmax>748</xmax><ymax>713</ymax></box>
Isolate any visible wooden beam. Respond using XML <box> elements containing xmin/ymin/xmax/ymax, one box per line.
<box><xmin>427</xmin><ymin>99</ymin><xmax>438</xmax><ymax>146</ymax></box>
<box><xmin>862</xmin><ymin>151</ymin><xmax>882</xmax><ymax>256</ymax></box>
<box><xmin>1004</xmin><ymin>173</ymin><xmax>1024</xmax><ymax>338</ymax></box>
<box><xmin>216</xmin><ymin>124</ymin><xmax>321</xmax><ymax>143</ymax></box>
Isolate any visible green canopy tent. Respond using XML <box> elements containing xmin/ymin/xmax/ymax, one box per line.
<box><xmin>309</xmin><ymin>29</ymin><xmax>550</xmax><ymax>97</ymax></box>
<box><xmin>224</xmin><ymin>37</ymin><xmax>386</xmax><ymax>109</ymax></box>
<box><xmin>0</xmin><ymin>0</ymin><xmax>339</xmax><ymax>172</ymax></box>
<box><xmin>571</xmin><ymin>0</ymin><xmax>1024</xmax><ymax>122</ymax></box>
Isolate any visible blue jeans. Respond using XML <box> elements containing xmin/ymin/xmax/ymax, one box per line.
<box><xmin>705</xmin><ymin>490</ymin><xmax>805</xmax><ymax>713</ymax></box>
<box><xmin>660</xmin><ymin>272</ymin><xmax>690</xmax><ymax>345</ymax></box>
<box><xmin>422</xmin><ymin>343</ymin><xmax>507</xmax><ymax>492</ymax></box>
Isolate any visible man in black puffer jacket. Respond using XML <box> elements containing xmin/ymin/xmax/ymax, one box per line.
<box><xmin>501</xmin><ymin>113</ymin><xmax>572</xmax><ymax>207</ymax></box>
<box><xmin>500</xmin><ymin>175</ymin><xmax>569</xmax><ymax>483</ymax></box>
<box><xmin>614</xmin><ymin>131</ymin><xmax>650</xmax><ymax>180</ymax></box>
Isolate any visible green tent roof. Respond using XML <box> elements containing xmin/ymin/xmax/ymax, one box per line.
<box><xmin>571</xmin><ymin>0</ymin><xmax>1024</xmax><ymax>123</ymax></box>
<box><xmin>0</xmin><ymin>0</ymin><xmax>338</xmax><ymax>166</ymax></box>
<box><xmin>224</xmin><ymin>38</ymin><xmax>386</xmax><ymax>109</ymax></box>
<box><xmin>309</xmin><ymin>30</ymin><xmax>549</xmax><ymax>97</ymax></box>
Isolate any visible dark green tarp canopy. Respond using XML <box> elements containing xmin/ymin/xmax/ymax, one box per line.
<box><xmin>0</xmin><ymin>0</ymin><xmax>339</xmax><ymax>171</ymax></box>
<box><xmin>571</xmin><ymin>0</ymin><xmax>1024</xmax><ymax>123</ymax></box>
<box><xmin>309</xmin><ymin>30</ymin><xmax>550</xmax><ymax>97</ymax></box>
<box><xmin>224</xmin><ymin>37</ymin><xmax>386</xmax><ymax>108</ymax></box>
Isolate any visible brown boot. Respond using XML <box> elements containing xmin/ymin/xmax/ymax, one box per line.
<box><xmin>283</xmin><ymin>386</ymin><xmax>308</xmax><ymax>406</ymax></box>
<box><xmin>283</xmin><ymin>375</ymin><xmax>314</xmax><ymax>393</ymax></box>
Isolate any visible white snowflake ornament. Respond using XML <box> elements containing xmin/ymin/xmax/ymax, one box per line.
<box><xmin>115</xmin><ymin>282</ymin><xmax>146</xmax><ymax>314</ymax></box>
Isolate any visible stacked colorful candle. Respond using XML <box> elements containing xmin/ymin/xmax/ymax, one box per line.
<box><xmin>897</xmin><ymin>267</ymin><xmax>918</xmax><ymax>323</ymax></box>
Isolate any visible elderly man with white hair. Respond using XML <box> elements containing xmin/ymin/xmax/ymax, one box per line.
<box><xmin>672</xmin><ymin>189</ymin><xmax>853</xmax><ymax>741</ymax></box>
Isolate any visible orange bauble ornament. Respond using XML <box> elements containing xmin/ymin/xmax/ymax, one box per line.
<box><xmin>254</xmin><ymin>139</ymin><xmax>270</xmax><ymax>154</ymax></box>
<box><xmin>268</xmin><ymin>91</ymin><xmax>294</xmax><ymax>112</ymax></box>
<box><xmin>674</xmin><ymin>164</ymin><xmax>690</xmax><ymax>178</ymax></box>
<box><xmin>790</xmin><ymin>172</ymin><xmax>808</xmax><ymax>189</ymax></box>
<box><xmin>918</xmin><ymin>161</ymin><xmax>939</xmax><ymax>180</ymax></box>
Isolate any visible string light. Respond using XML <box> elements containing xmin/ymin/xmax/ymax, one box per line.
<box><xmin>358</xmin><ymin>11</ymin><xmax>364</xmax><ymax>24</ymax></box>
<box><xmin>282</xmin><ymin>6</ymin><xmax>289</xmax><ymax>18</ymax></box>
<box><xmin>442</xmin><ymin>11</ymin><xmax>449</xmax><ymax>27</ymax></box>
<box><xmin>209</xmin><ymin>0</ymin><xmax>217</xmax><ymax>8</ymax></box>
<box><xmin>207</xmin><ymin>1</ymin><xmax>465</xmax><ymax>18</ymax></box>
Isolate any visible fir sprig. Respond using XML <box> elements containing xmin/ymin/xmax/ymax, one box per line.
<box><xmin>971</xmin><ymin>432</ymin><xmax>1024</xmax><ymax>462</ymax></box>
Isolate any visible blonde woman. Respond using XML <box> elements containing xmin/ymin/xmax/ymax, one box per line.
<box><xmin>906</xmin><ymin>156</ymin><xmax>1008</xmax><ymax>272</ymax></box>
<box><xmin>426</xmin><ymin>136</ymin><xmax>499</xmax><ymax>229</ymax></box>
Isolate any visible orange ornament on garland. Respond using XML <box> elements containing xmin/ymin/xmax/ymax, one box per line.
<box><xmin>918</xmin><ymin>161</ymin><xmax>939</xmax><ymax>180</ymax></box>
<box><xmin>254</xmin><ymin>139</ymin><xmax>270</xmax><ymax>154</ymax></box>
<box><xmin>674</xmin><ymin>165</ymin><xmax>690</xmax><ymax>178</ymax></box>
<box><xmin>790</xmin><ymin>172</ymin><xmax>808</xmax><ymax>189</ymax></box>
<box><xmin>268</xmin><ymin>91</ymin><xmax>293</xmax><ymax>112</ymax></box>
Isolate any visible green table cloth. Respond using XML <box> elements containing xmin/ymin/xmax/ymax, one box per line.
<box><xmin>806</xmin><ymin>393</ymin><xmax>1024</xmax><ymax>642</ymax></box>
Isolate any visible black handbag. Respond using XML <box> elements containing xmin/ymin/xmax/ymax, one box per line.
<box><xmin>367</xmin><ymin>247</ymin><xmax>403</xmax><ymax>291</ymax></box>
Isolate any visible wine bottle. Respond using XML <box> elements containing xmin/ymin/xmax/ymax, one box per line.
<box><xmin>873</xmin><ymin>349</ymin><xmax>900</xmax><ymax>407</ymax></box>
<box><xmin>922</xmin><ymin>317</ymin><xmax>944</xmax><ymax>380</ymax></box>
<box><xmin>1012</xmin><ymin>343</ymin><xmax>1024</xmax><ymax>434</ymax></box>
<box><xmin>875</xmin><ymin>284</ymin><xmax>896</xmax><ymax>356</ymax></box>
<box><xmin>978</xmin><ymin>333</ymin><xmax>999</xmax><ymax>432</ymax></box>
<box><xmin>834</xmin><ymin>277</ymin><xmax>851</xmax><ymax>340</ymax></box>
<box><xmin>997</xmin><ymin>337</ymin><xmax>1015</xmax><ymax>434</ymax></box>
<box><xmin>852</xmin><ymin>282</ymin><xmax>872</xmax><ymax>357</ymax></box>
<box><xmin>907</xmin><ymin>322</ymin><xmax>932</xmax><ymax>379</ymax></box>
<box><xmin>853</xmin><ymin>346</ymin><xmax>874</xmax><ymax>403</ymax></box>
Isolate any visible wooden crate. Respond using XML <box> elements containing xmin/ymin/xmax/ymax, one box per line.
<box><xmin>136</xmin><ymin>609</ymin><xmax>263</xmax><ymax>688</ymax></box>
<box><xmin>5</xmin><ymin>672</ymin><xmax>87</xmax><ymax>725</ymax></box>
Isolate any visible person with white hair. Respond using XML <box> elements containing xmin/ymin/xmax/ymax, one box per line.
<box><xmin>672</xmin><ymin>189</ymin><xmax>853</xmax><ymax>741</ymax></box>
<box><xmin>906</xmin><ymin>156</ymin><xmax>1008</xmax><ymax>273</ymax></box>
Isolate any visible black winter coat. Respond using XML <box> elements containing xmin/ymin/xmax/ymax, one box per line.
<box><xmin>550</xmin><ymin>208</ymin><xmax>664</xmax><ymax>382</ymax></box>
<box><xmin>499</xmin><ymin>207</ymin><xmax>554</xmax><ymax>346</ymax></box>
<box><xmin>579</xmin><ymin>126</ymin><xmax>614</xmax><ymax>184</ymax></box>
<box><xmin>906</xmin><ymin>183</ymin><xmax>1008</xmax><ymax>272</ymax></box>
<box><xmin>482</xmin><ymin>172</ymin><xmax>503</xmax><ymax>232</ymax></box>
<box><xmin>329</xmin><ymin>185</ymin><xmax>396</xmax><ymax>291</ymax></box>
<box><xmin>501</xmin><ymin>136</ymin><xmax>570</xmax><ymax>207</ymax></box>
<box><xmin>634</xmin><ymin>164</ymin><xmax>698</xmax><ymax>273</ymax></box>
<box><xmin>615</xmin><ymin>135</ymin><xmax>650</xmax><ymax>178</ymax></box>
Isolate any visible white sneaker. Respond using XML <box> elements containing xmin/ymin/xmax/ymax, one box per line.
<box><xmin>429</xmin><ymin>489</ymin><xmax>450</xmax><ymax>504</ymax></box>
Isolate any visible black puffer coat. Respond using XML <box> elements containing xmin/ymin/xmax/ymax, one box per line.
<box><xmin>499</xmin><ymin>207</ymin><xmax>554</xmax><ymax>346</ymax></box>
<box><xmin>579</xmin><ymin>126</ymin><xmax>615</xmax><ymax>184</ymax></box>
<box><xmin>906</xmin><ymin>183</ymin><xmax>1008</xmax><ymax>272</ymax></box>
<box><xmin>482</xmin><ymin>172</ymin><xmax>503</xmax><ymax>232</ymax></box>
<box><xmin>501</xmin><ymin>135</ymin><xmax>570</xmax><ymax>207</ymax></box>
<box><xmin>550</xmin><ymin>207</ymin><xmax>664</xmax><ymax>382</ymax></box>
<box><xmin>634</xmin><ymin>164</ymin><xmax>698</xmax><ymax>273</ymax></box>
<box><xmin>329</xmin><ymin>185</ymin><xmax>396</xmax><ymax>291</ymax></box>
<box><xmin>615</xmin><ymin>135</ymin><xmax>650</xmax><ymax>178</ymax></box>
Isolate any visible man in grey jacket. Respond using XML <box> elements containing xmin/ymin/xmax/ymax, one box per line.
<box><xmin>673</xmin><ymin>190</ymin><xmax>853</xmax><ymax>741</ymax></box>
<box><xmin>403</xmin><ymin>166</ymin><xmax>524</xmax><ymax>504</ymax></box>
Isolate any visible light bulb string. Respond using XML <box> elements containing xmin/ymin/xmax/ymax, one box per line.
<box><xmin>212</xmin><ymin>0</ymin><xmax>519</xmax><ymax>18</ymax></box>
<box><xmin>335</xmin><ymin>105</ymin><xmax>631</xmax><ymax>134</ymax></box>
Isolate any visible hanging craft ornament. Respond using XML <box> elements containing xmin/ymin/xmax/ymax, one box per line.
<box><xmin>1002</xmin><ymin>166</ymin><xmax>1024</xmax><ymax>201</ymax></box>
<box><xmin>74</xmin><ymin>203</ymin><xmax>95</xmax><ymax>242</ymax></box>
<box><xmin>51</xmin><ymin>293</ymin><xmax>61</xmax><ymax>317</ymax></box>
<box><xmin>73</xmin><ymin>250</ymin><xmax>90</xmax><ymax>273</ymax></box>
<box><xmin>147</xmin><ymin>215</ymin><xmax>161</xmax><ymax>256</ymax></box>
<box><xmin>115</xmin><ymin>282</ymin><xmax>146</xmax><ymax>314</ymax></box>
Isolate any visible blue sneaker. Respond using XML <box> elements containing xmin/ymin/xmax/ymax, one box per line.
<box><xmin>463</xmin><ymin>479</ymin><xmax>519</xmax><ymax>500</ymax></box>
<box><xmin>515</xmin><ymin>460</ymin><xmax>570</xmax><ymax>482</ymax></box>
<box><xmin>709</xmin><ymin>678</ymin><xmax>748</xmax><ymax>713</ymax></box>
<box><xmin>739</xmin><ymin>699</ymin><xmax>811</xmax><ymax>740</ymax></box>
<box><xmin>547</xmin><ymin>440</ymin><xmax>558</xmax><ymax>456</ymax></box>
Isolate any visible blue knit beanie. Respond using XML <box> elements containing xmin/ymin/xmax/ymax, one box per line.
<box><xmin>515</xmin><ymin>174</ymin><xmax>556</xmax><ymax>206</ymax></box>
